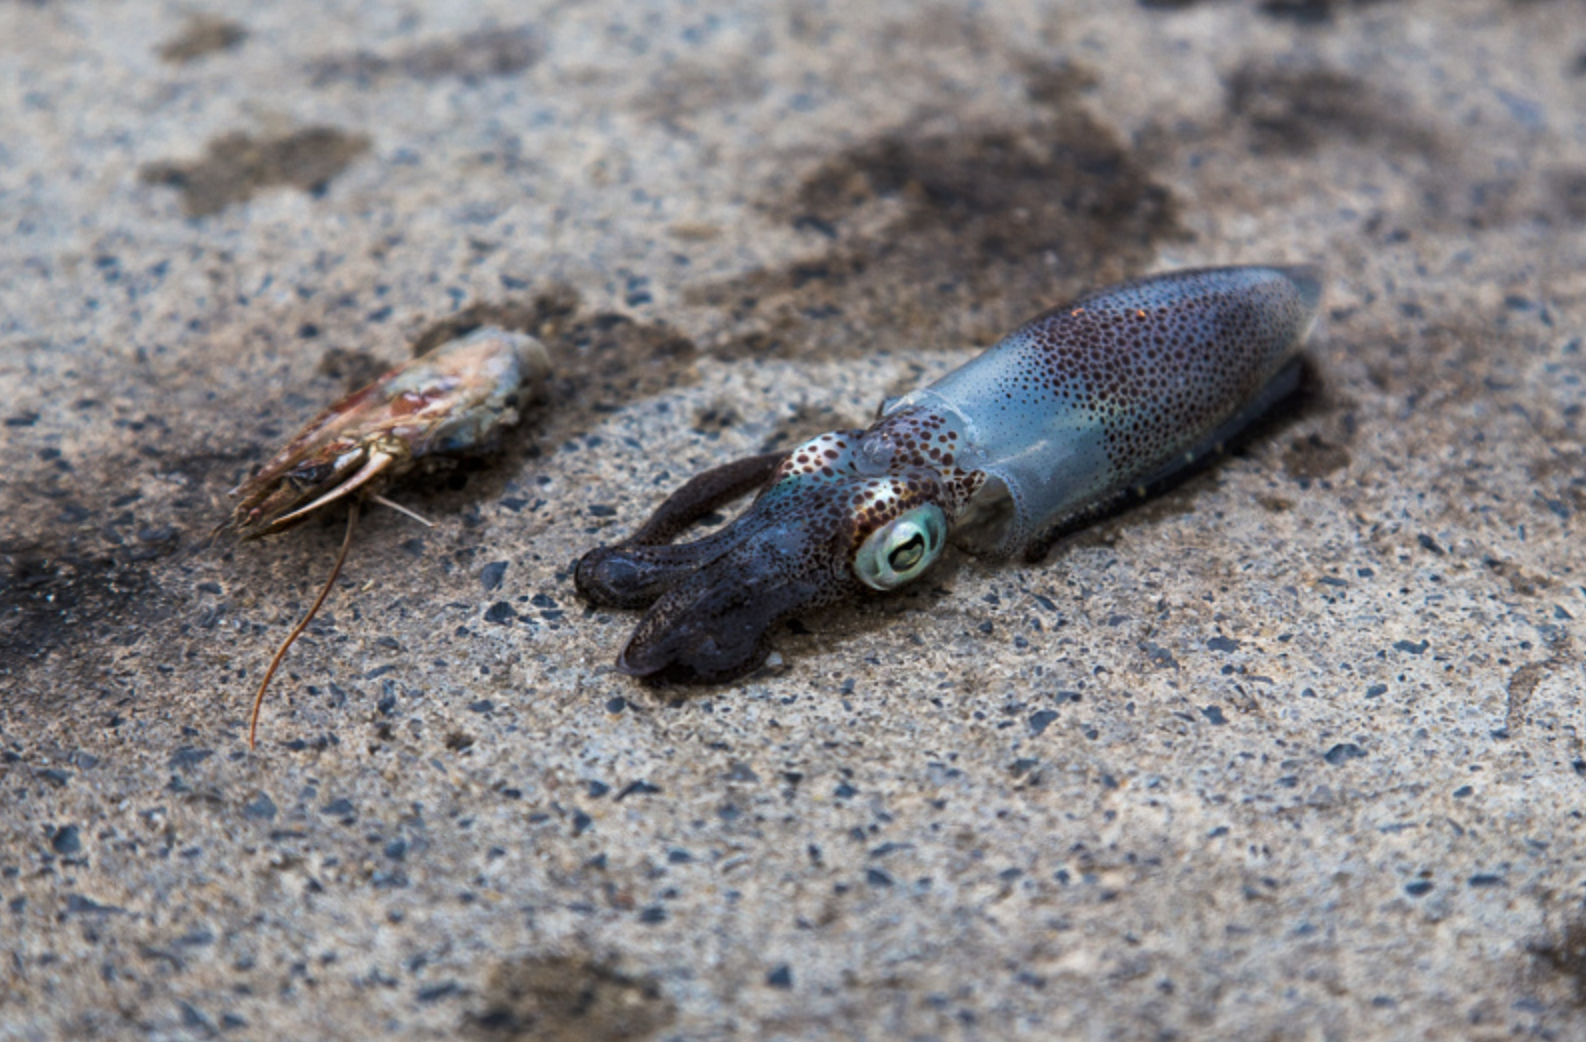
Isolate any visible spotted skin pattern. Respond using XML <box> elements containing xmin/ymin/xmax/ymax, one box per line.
<box><xmin>576</xmin><ymin>266</ymin><xmax>1321</xmax><ymax>684</ymax></box>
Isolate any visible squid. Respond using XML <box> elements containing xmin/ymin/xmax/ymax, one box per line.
<box><xmin>576</xmin><ymin>265</ymin><xmax>1321</xmax><ymax>683</ymax></box>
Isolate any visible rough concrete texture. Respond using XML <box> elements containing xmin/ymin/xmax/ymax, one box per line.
<box><xmin>3</xmin><ymin>0</ymin><xmax>1585</xmax><ymax>1038</ymax></box>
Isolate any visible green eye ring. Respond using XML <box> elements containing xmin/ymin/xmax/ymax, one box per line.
<box><xmin>855</xmin><ymin>505</ymin><xmax>948</xmax><ymax>591</ymax></box>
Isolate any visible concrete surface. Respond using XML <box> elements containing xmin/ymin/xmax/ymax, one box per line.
<box><xmin>3</xmin><ymin>0</ymin><xmax>1585</xmax><ymax>1038</ymax></box>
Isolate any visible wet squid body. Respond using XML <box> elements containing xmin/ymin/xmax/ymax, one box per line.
<box><xmin>577</xmin><ymin>265</ymin><xmax>1322</xmax><ymax>683</ymax></box>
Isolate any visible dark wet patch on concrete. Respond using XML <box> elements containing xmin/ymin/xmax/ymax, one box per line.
<box><xmin>687</xmin><ymin>77</ymin><xmax>1184</xmax><ymax>363</ymax></box>
<box><xmin>0</xmin><ymin>417</ymin><xmax>248</xmax><ymax>712</ymax></box>
<box><xmin>1256</xmin><ymin>0</ymin><xmax>1399</xmax><ymax>24</ymax></box>
<box><xmin>1483</xmin><ymin>556</ymin><xmax>1555</xmax><ymax>597</ymax></box>
<box><xmin>1529</xmin><ymin>446</ymin><xmax>1586</xmax><ymax>498</ymax></box>
<box><xmin>1142</xmin><ymin>0</ymin><xmax>1404</xmax><ymax>20</ymax></box>
<box><xmin>467</xmin><ymin>954</ymin><xmax>676</xmax><ymax>1041</ymax></box>
<box><xmin>1282</xmin><ymin>432</ymin><xmax>1352</xmax><ymax>482</ymax></box>
<box><xmin>307</xmin><ymin>25</ymin><xmax>539</xmax><ymax>86</ymax></box>
<box><xmin>157</xmin><ymin>16</ymin><xmax>247</xmax><ymax>64</ymax></box>
<box><xmin>1531</xmin><ymin>911</ymin><xmax>1586</xmax><ymax>1006</ymax></box>
<box><xmin>1225</xmin><ymin>64</ymin><xmax>1438</xmax><ymax>157</ymax></box>
<box><xmin>0</xmin><ymin>534</ymin><xmax>177</xmax><ymax>706</ymax></box>
<box><xmin>1018</xmin><ymin>60</ymin><xmax>1098</xmax><ymax>109</ymax></box>
<box><xmin>1332</xmin><ymin>302</ymin><xmax>1579</xmax><ymax>537</ymax></box>
<box><xmin>315</xmin><ymin>346</ymin><xmax>388</xmax><ymax>391</ymax></box>
<box><xmin>1346</xmin><ymin>313</ymin><xmax>1520</xmax><ymax>406</ymax></box>
<box><xmin>1545</xmin><ymin>170</ymin><xmax>1586</xmax><ymax>223</ymax></box>
<box><xmin>1327</xmin><ymin>306</ymin><xmax>1575</xmax><ymax>540</ymax></box>
<box><xmin>631</xmin><ymin>59</ymin><xmax>768</xmax><ymax>131</ymax></box>
<box><xmin>690</xmin><ymin>402</ymin><xmax>742</xmax><ymax>436</ymax></box>
<box><xmin>140</xmin><ymin>127</ymin><xmax>371</xmax><ymax>218</ymax></box>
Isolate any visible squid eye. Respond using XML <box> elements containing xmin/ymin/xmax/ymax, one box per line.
<box><xmin>854</xmin><ymin>505</ymin><xmax>947</xmax><ymax>591</ymax></box>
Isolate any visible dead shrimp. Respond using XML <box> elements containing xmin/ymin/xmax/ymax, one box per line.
<box><xmin>224</xmin><ymin>326</ymin><xmax>551</xmax><ymax>747</ymax></box>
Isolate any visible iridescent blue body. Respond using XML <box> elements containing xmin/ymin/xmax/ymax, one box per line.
<box><xmin>577</xmin><ymin>265</ymin><xmax>1322</xmax><ymax>683</ymax></box>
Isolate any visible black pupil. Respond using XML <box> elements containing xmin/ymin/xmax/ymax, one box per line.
<box><xmin>888</xmin><ymin>532</ymin><xmax>926</xmax><ymax>571</ymax></box>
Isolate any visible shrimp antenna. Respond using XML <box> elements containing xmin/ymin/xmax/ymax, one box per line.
<box><xmin>248</xmin><ymin>499</ymin><xmax>361</xmax><ymax>750</ymax></box>
<box><xmin>369</xmin><ymin>494</ymin><xmax>434</xmax><ymax>528</ymax></box>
